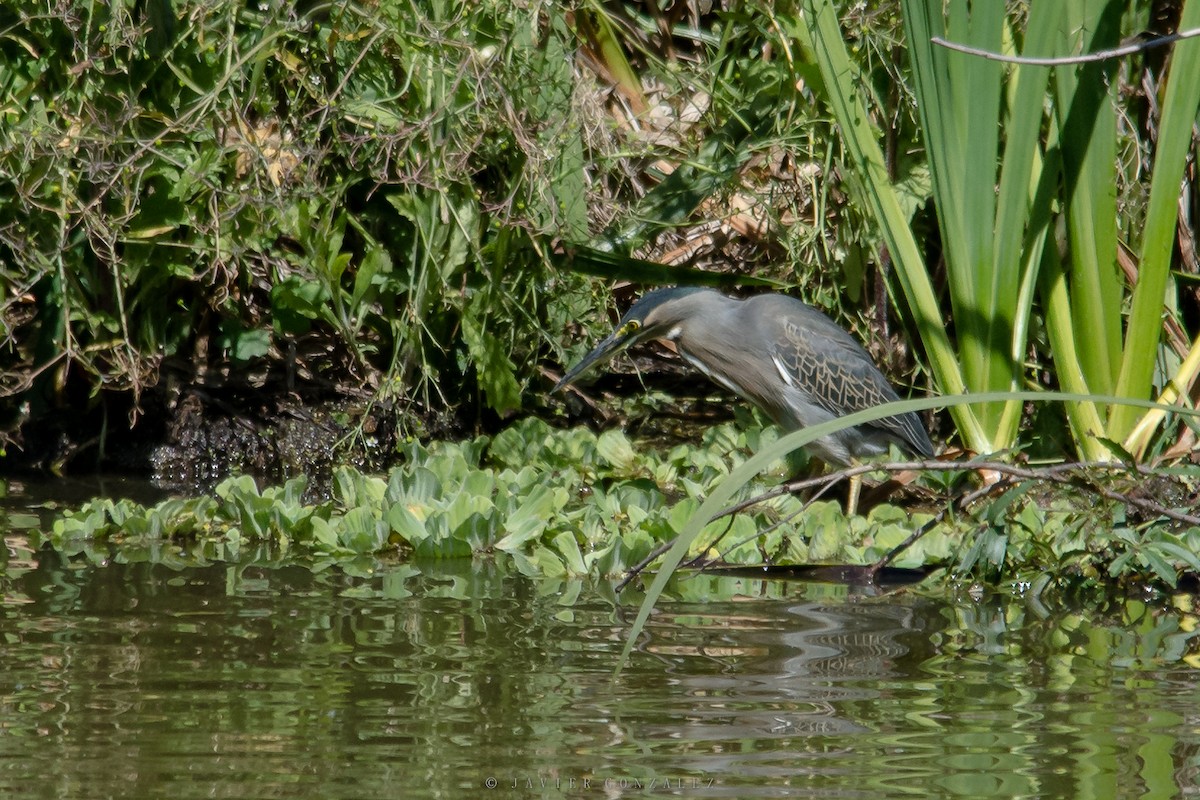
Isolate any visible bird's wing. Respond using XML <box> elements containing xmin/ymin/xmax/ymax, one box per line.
<box><xmin>771</xmin><ymin>314</ymin><xmax>932</xmax><ymax>455</ymax></box>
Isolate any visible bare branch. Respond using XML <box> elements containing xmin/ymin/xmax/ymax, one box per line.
<box><xmin>614</xmin><ymin>457</ymin><xmax>1200</xmax><ymax>590</ymax></box>
<box><xmin>932</xmin><ymin>28</ymin><xmax>1200</xmax><ymax>66</ymax></box>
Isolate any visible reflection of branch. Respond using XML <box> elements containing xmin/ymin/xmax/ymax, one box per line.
<box><xmin>614</xmin><ymin>457</ymin><xmax>1200</xmax><ymax>592</ymax></box>
<box><xmin>932</xmin><ymin>28</ymin><xmax>1200</xmax><ymax>66</ymax></box>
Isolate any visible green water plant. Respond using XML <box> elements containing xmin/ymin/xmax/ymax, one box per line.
<box><xmin>51</xmin><ymin>419</ymin><xmax>923</xmax><ymax>576</ymax></box>
<box><xmin>38</xmin><ymin>407</ymin><xmax>1198</xmax><ymax>608</ymax></box>
<box><xmin>619</xmin><ymin>390</ymin><xmax>1200</xmax><ymax>672</ymax></box>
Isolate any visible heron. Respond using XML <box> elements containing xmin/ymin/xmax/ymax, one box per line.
<box><xmin>553</xmin><ymin>287</ymin><xmax>934</xmax><ymax>510</ymax></box>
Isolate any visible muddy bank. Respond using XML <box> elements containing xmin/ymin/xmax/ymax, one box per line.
<box><xmin>1</xmin><ymin>382</ymin><xmax>402</xmax><ymax>500</ymax></box>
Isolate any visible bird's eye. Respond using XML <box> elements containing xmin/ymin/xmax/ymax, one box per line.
<box><xmin>624</xmin><ymin>320</ymin><xmax>640</xmax><ymax>334</ymax></box>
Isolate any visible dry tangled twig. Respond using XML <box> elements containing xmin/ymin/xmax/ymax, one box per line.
<box><xmin>614</xmin><ymin>457</ymin><xmax>1200</xmax><ymax>592</ymax></box>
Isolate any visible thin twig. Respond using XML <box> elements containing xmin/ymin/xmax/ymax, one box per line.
<box><xmin>713</xmin><ymin>469</ymin><xmax>844</xmax><ymax>519</ymax></box>
<box><xmin>729</xmin><ymin>458</ymin><xmax>1199</xmax><ymax>526</ymax></box>
<box><xmin>932</xmin><ymin>27</ymin><xmax>1200</xmax><ymax>66</ymax></box>
<box><xmin>869</xmin><ymin>475</ymin><xmax>1020</xmax><ymax>579</ymax></box>
<box><xmin>615</xmin><ymin>538</ymin><xmax>676</xmax><ymax>593</ymax></box>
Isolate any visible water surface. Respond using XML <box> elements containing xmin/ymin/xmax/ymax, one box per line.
<box><xmin>2</xmin><ymin>541</ymin><xmax>1198</xmax><ymax>799</ymax></box>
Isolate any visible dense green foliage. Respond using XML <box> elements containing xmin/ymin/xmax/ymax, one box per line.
<box><xmin>1</xmin><ymin>0</ymin><xmax>608</xmax><ymax>434</ymax></box>
<box><xmin>2</xmin><ymin>0</ymin><xmax>929</xmax><ymax>454</ymax></box>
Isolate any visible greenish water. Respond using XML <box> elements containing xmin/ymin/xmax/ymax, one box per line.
<box><xmin>2</xmin><ymin>540</ymin><xmax>1199</xmax><ymax>799</ymax></box>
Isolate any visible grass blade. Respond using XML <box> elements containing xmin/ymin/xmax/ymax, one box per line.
<box><xmin>791</xmin><ymin>1</ymin><xmax>986</xmax><ymax>452</ymax></box>
<box><xmin>1111</xmin><ymin>0</ymin><xmax>1200</xmax><ymax>437</ymax></box>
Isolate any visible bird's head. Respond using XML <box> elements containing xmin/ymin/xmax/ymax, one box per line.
<box><xmin>552</xmin><ymin>286</ymin><xmax>709</xmax><ymax>392</ymax></box>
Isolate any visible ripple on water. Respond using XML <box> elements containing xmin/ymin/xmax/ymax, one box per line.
<box><xmin>1</xmin><ymin>557</ymin><xmax>1199</xmax><ymax>799</ymax></box>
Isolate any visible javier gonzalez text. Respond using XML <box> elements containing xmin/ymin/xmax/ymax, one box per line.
<box><xmin>483</xmin><ymin>775</ymin><xmax>715</xmax><ymax>791</ymax></box>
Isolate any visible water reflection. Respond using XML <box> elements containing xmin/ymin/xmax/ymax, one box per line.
<box><xmin>1</xmin><ymin>547</ymin><xmax>1199</xmax><ymax>799</ymax></box>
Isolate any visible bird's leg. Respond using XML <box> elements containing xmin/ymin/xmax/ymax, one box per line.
<box><xmin>845</xmin><ymin>470</ymin><xmax>862</xmax><ymax>517</ymax></box>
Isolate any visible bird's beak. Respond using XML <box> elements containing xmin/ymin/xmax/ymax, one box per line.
<box><xmin>552</xmin><ymin>327</ymin><xmax>638</xmax><ymax>393</ymax></box>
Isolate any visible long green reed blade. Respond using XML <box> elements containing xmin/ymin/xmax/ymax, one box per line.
<box><xmin>793</xmin><ymin>1</ymin><xmax>988</xmax><ymax>453</ymax></box>
<box><xmin>1038</xmin><ymin>240</ymin><xmax>1111</xmax><ymax>461</ymax></box>
<box><xmin>902</xmin><ymin>0</ymin><xmax>1019</xmax><ymax>443</ymax></box>
<box><xmin>1055</xmin><ymin>0</ymin><xmax>1124</xmax><ymax>398</ymax></box>
<box><xmin>993</xmin><ymin>1</ymin><xmax>1061</xmax><ymax>441</ymax></box>
<box><xmin>1111</xmin><ymin>0</ymin><xmax>1200</xmax><ymax>437</ymax></box>
<box><xmin>960</xmin><ymin>8</ymin><xmax>1004</xmax><ymax>308</ymax></box>
<box><xmin>574</xmin><ymin>5</ymin><xmax>647</xmax><ymax>113</ymax></box>
<box><xmin>548</xmin><ymin>243</ymin><xmax>783</xmax><ymax>288</ymax></box>
<box><xmin>994</xmin><ymin>0</ymin><xmax>1058</xmax><ymax>331</ymax></box>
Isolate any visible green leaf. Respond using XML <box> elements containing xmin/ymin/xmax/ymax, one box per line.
<box><xmin>445</xmin><ymin>489</ymin><xmax>494</xmax><ymax>539</ymax></box>
<box><xmin>309</xmin><ymin>516</ymin><xmax>342</xmax><ymax>552</ymax></box>
<box><xmin>230</xmin><ymin>328</ymin><xmax>271</xmax><ymax>361</ymax></box>
<box><xmin>335</xmin><ymin>468</ymin><xmax>387</xmax><ymax>509</ymax></box>
<box><xmin>341</xmin><ymin>98</ymin><xmax>405</xmax><ymax>128</ymax></box>
<box><xmin>351</xmin><ymin>246</ymin><xmax>390</xmax><ymax>309</ymax></box>
<box><xmin>552</xmin><ymin>530</ymin><xmax>587</xmax><ymax>575</ymax></box>
<box><xmin>595</xmin><ymin>430</ymin><xmax>637</xmax><ymax>473</ymax></box>
<box><xmin>271</xmin><ymin>276</ymin><xmax>328</xmax><ymax>335</ymax></box>
<box><xmin>1139</xmin><ymin>548</ymin><xmax>1179</xmax><ymax>587</ymax></box>
<box><xmin>340</xmin><ymin>507</ymin><xmax>385</xmax><ymax>553</ymax></box>
<box><xmin>461</xmin><ymin>303</ymin><xmax>522</xmax><ymax>415</ymax></box>
<box><xmin>386</xmin><ymin>502</ymin><xmax>429</xmax><ymax>545</ymax></box>
<box><xmin>387</xmin><ymin>466</ymin><xmax>441</xmax><ymax>506</ymax></box>
<box><xmin>1148</xmin><ymin>539</ymin><xmax>1200</xmax><ymax>573</ymax></box>
<box><xmin>5</xmin><ymin>512</ymin><xmax>40</xmax><ymax>529</ymax></box>
<box><xmin>495</xmin><ymin>485</ymin><xmax>564</xmax><ymax>551</ymax></box>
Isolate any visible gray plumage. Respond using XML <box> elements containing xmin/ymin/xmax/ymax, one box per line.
<box><xmin>554</xmin><ymin>287</ymin><xmax>934</xmax><ymax>465</ymax></box>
